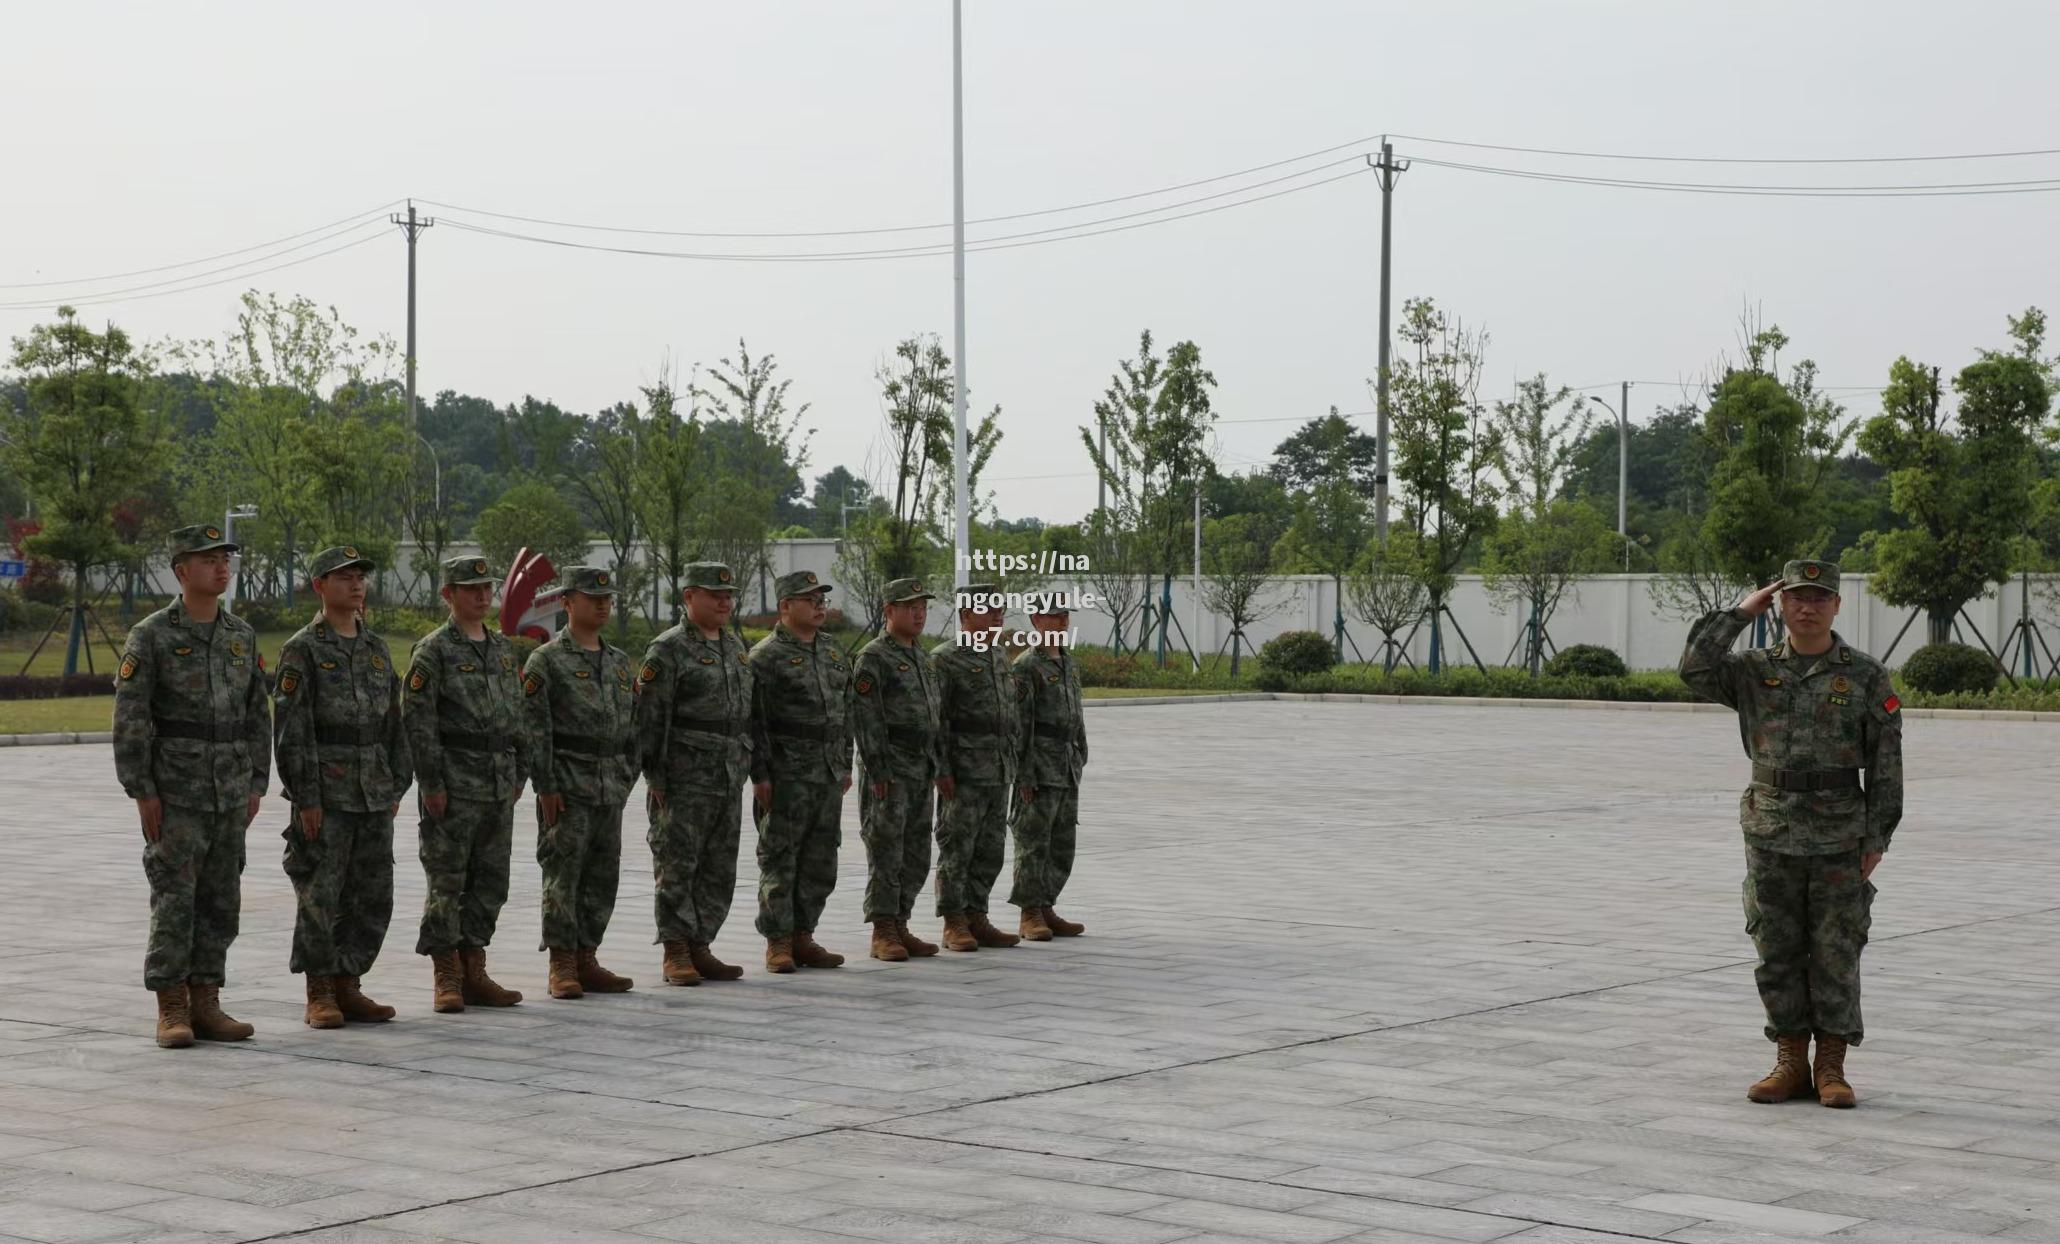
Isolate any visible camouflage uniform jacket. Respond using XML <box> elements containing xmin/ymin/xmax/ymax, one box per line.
<box><xmin>1680</xmin><ymin>610</ymin><xmax>1903</xmax><ymax>855</ymax></box>
<box><xmin>1013</xmin><ymin>644</ymin><xmax>1087</xmax><ymax>789</ymax></box>
<box><xmin>932</xmin><ymin>637</ymin><xmax>1021</xmax><ymax>786</ymax></box>
<box><xmin>636</xmin><ymin>623</ymin><xmax>754</xmax><ymax>796</ymax></box>
<box><xmin>403</xmin><ymin>621</ymin><xmax>528</xmax><ymax>802</ymax></box>
<box><xmin>849</xmin><ymin>633</ymin><xmax>941</xmax><ymax>783</ymax></box>
<box><xmin>748</xmin><ymin>623</ymin><xmax>853</xmax><ymax>786</ymax></box>
<box><xmin>113</xmin><ymin>599</ymin><xmax>271</xmax><ymax>812</ymax></box>
<box><xmin>524</xmin><ymin>629</ymin><xmax>638</xmax><ymax>807</ymax></box>
<box><xmin>273</xmin><ymin>618</ymin><xmax>408</xmax><ymax>812</ymax></box>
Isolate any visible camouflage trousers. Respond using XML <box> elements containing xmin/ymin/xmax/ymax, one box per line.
<box><xmin>282</xmin><ymin>809</ymin><xmax>395</xmax><ymax>977</ymax></box>
<box><xmin>1743</xmin><ymin>845</ymin><xmax>1875</xmax><ymax>1044</ymax></box>
<box><xmin>754</xmin><ymin>779</ymin><xmax>844</xmax><ymax>938</ymax></box>
<box><xmin>142</xmin><ymin>801</ymin><xmax>246</xmax><ymax>991</ymax></box>
<box><xmin>935</xmin><ymin>782</ymin><xmax>1009</xmax><ymax>915</ymax></box>
<box><xmin>415</xmin><ymin>794</ymin><xmax>514</xmax><ymax>955</ymax></box>
<box><xmin>537</xmin><ymin>797</ymin><xmax>624</xmax><ymax>951</ymax></box>
<box><xmin>859</xmin><ymin>777</ymin><xmax>934</xmax><ymax>923</ymax></box>
<box><xmin>1008</xmin><ymin>784</ymin><xmax>1078</xmax><ymax>910</ymax></box>
<box><xmin>649</xmin><ymin>785</ymin><xmax>742</xmax><ymax>945</ymax></box>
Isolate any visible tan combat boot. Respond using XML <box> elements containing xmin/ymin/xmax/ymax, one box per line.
<box><xmin>459</xmin><ymin>947</ymin><xmax>523</xmax><ymax>1006</ymax></box>
<box><xmin>304</xmin><ymin>976</ymin><xmax>345</xmax><ymax>1030</ymax></box>
<box><xmin>661</xmin><ymin>939</ymin><xmax>701</xmax><ymax>986</ymax></box>
<box><xmin>688</xmin><ymin>942</ymin><xmax>744</xmax><ymax>981</ymax></box>
<box><xmin>895</xmin><ymin>919</ymin><xmax>939</xmax><ymax>958</ymax></box>
<box><xmin>870</xmin><ymin>920</ymin><xmax>910</xmax><ymax>962</ymax></box>
<box><xmin>576</xmin><ymin>948</ymin><xmax>633</xmax><ymax>993</ymax></box>
<box><xmin>941</xmin><ymin>913</ymin><xmax>979</xmax><ymax>952</ymax></box>
<box><xmin>334</xmin><ymin>975</ymin><xmax>396</xmax><ymax>1022</ymax></box>
<box><xmin>967</xmin><ymin>911</ymin><xmax>1021</xmax><ymax>948</ymax></box>
<box><xmin>1019</xmin><ymin>906</ymin><xmax>1053</xmax><ymax>942</ymax></box>
<box><xmin>1814</xmin><ymin>1035</ymin><xmax>1857</xmax><ymax>1108</ymax></box>
<box><xmin>155</xmin><ymin>985</ymin><xmax>194</xmax><ymax>1049</ymax></box>
<box><xmin>1044</xmin><ymin>906</ymin><xmax>1085</xmax><ymax>937</ymax></box>
<box><xmin>547</xmin><ymin>948</ymin><xmax>584</xmax><ymax>1000</ymax></box>
<box><xmin>430</xmin><ymin>951</ymin><xmax>466</xmax><ymax>1012</ymax></box>
<box><xmin>1746</xmin><ymin>1034</ymin><xmax>1815</xmax><ymax>1103</ymax></box>
<box><xmin>792</xmin><ymin>930</ymin><xmax>844</xmax><ymax>968</ymax></box>
<box><xmin>766</xmin><ymin>936</ymin><xmax>797</xmax><ymax>974</ymax></box>
<box><xmin>188</xmin><ymin>982</ymin><xmax>255</xmax><ymax>1041</ymax></box>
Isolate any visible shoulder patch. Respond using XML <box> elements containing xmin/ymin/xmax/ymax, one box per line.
<box><xmin>408</xmin><ymin>669</ymin><xmax>427</xmax><ymax>692</ymax></box>
<box><xmin>119</xmin><ymin>654</ymin><xmax>139</xmax><ymax>681</ymax></box>
<box><xmin>524</xmin><ymin>670</ymin><xmax>544</xmax><ymax>694</ymax></box>
<box><xmin>855</xmin><ymin>676</ymin><xmax>873</xmax><ymax>695</ymax></box>
<box><xmin>279</xmin><ymin>668</ymin><xmax>301</xmax><ymax>695</ymax></box>
<box><xmin>640</xmin><ymin>662</ymin><xmax>660</xmax><ymax>684</ymax></box>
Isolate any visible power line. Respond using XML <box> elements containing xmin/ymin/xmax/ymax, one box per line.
<box><xmin>0</xmin><ymin>201</ymin><xmax>401</xmax><ymax>290</ymax></box>
<box><xmin>1399</xmin><ymin>155</ymin><xmax>2060</xmax><ymax>197</ymax></box>
<box><xmin>0</xmin><ymin>228</ymin><xmax>388</xmax><ymax>312</ymax></box>
<box><xmin>1390</xmin><ymin>133</ymin><xmax>2060</xmax><ymax>166</ymax></box>
<box><xmin>415</xmin><ymin>136</ymin><xmax>1381</xmax><ymax>240</ymax></box>
<box><xmin>438</xmin><ymin>167</ymin><xmax>1371</xmax><ymax>264</ymax></box>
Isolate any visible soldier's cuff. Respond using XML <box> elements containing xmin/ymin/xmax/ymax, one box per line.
<box><xmin>124</xmin><ymin>784</ymin><xmax>156</xmax><ymax>801</ymax></box>
<box><xmin>1862</xmin><ymin>838</ymin><xmax>1887</xmax><ymax>856</ymax></box>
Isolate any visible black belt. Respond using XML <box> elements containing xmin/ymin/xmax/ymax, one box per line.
<box><xmin>1033</xmin><ymin>723</ymin><xmax>1076</xmax><ymax>744</ymax></box>
<box><xmin>1752</xmin><ymin>764</ymin><xmax>1861</xmax><ymax>792</ymax></box>
<box><xmin>888</xmin><ymin>724</ymin><xmax>934</xmax><ymax>748</ymax></box>
<box><xmin>441</xmin><ymin>730</ymin><xmax>515</xmax><ymax>754</ymax></box>
<box><xmin>316</xmin><ymin>723</ymin><xmax>385</xmax><ymax>747</ymax></box>
<box><xmin>948</xmin><ymin>717</ymin><xmax>1004</xmax><ymax>736</ymax></box>
<box><xmin>155</xmin><ymin>718</ymin><xmax>244</xmax><ymax>743</ymax></box>
<box><xmin>673</xmin><ymin>715</ymin><xmax>745</xmax><ymax>738</ymax></box>
<box><xmin>553</xmin><ymin>732</ymin><xmax>635</xmax><ymax>758</ymax></box>
<box><xmin>768</xmin><ymin>719</ymin><xmax>833</xmax><ymax>742</ymax></box>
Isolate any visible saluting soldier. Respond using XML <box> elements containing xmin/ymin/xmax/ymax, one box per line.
<box><xmin>931</xmin><ymin>583</ymin><xmax>1023</xmax><ymax>952</ymax></box>
<box><xmin>273</xmin><ymin>545</ymin><xmax>408</xmax><ymax>1029</ymax></box>
<box><xmin>747</xmin><ymin>570</ymin><xmax>854</xmax><ymax>973</ymax></box>
<box><xmin>404</xmin><ymin>555</ymin><xmax>529</xmax><ymax>1012</ymax></box>
<box><xmin>850</xmin><ymin>576</ymin><xmax>945</xmax><ymax>963</ymax></box>
<box><xmin>1010</xmin><ymin>594</ymin><xmax>1089</xmax><ymax>942</ymax></box>
<box><xmin>523</xmin><ymin>565</ymin><xmax>638</xmax><ymax>1000</ymax></box>
<box><xmin>113</xmin><ymin>523</ymin><xmax>269</xmax><ymax>1048</ymax></box>
<box><xmin>1680</xmin><ymin>559</ymin><xmax>1903</xmax><ymax>1108</ymax></box>
<box><xmin>635</xmin><ymin>561</ymin><xmax>754</xmax><ymax>986</ymax></box>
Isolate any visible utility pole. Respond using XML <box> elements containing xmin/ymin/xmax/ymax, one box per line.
<box><xmin>949</xmin><ymin>0</ymin><xmax>971</xmax><ymax>589</ymax></box>
<box><xmin>1371</xmin><ymin>139</ymin><xmax>1408</xmax><ymax>544</ymax></box>
<box><xmin>1191</xmin><ymin>476</ymin><xmax>1202</xmax><ymax>673</ymax></box>
<box><xmin>1618</xmin><ymin>379</ymin><xmax>1630</xmax><ymax>570</ymax></box>
<box><xmin>391</xmin><ymin>201</ymin><xmax>435</xmax><ymax>433</ymax></box>
<box><xmin>1096</xmin><ymin>414</ymin><xmax>1107</xmax><ymax>515</ymax></box>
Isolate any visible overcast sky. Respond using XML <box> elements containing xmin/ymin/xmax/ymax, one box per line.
<box><xmin>6</xmin><ymin>0</ymin><xmax>2057</xmax><ymax>522</ymax></box>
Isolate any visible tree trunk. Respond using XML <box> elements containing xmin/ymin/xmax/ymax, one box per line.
<box><xmin>1230</xmin><ymin>630</ymin><xmax>1242</xmax><ymax>677</ymax></box>
<box><xmin>1429</xmin><ymin>599</ymin><xmax>1445</xmax><ymax>675</ymax></box>
<box><xmin>283</xmin><ymin>517</ymin><xmax>297</xmax><ymax>610</ymax></box>
<box><xmin>62</xmin><ymin>561</ymin><xmax>87</xmax><ymax>677</ymax></box>
<box><xmin>1926</xmin><ymin>608</ymin><xmax>1953</xmax><ymax>646</ymax></box>
<box><xmin>1332</xmin><ymin>575</ymin><xmax>1345</xmax><ymax>660</ymax></box>
<box><xmin>1156</xmin><ymin>573</ymin><xmax>1173</xmax><ymax>668</ymax></box>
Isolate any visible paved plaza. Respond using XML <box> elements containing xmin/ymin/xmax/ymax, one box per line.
<box><xmin>2</xmin><ymin>700</ymin><xmax>2059</xmax><ymax>1243</ymax></box>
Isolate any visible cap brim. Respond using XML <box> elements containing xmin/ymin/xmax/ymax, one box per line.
<box><xmin>320</xmin><ymin>558</ymin><xmax>375</xmax><ymax>576</ymax></box>
<box><xmin>782</xmin><ymin>586</ymin><xmax>832</xmax><ymax>600</ymax></box>
<box><xmin>447</xmin><ymin>576</ymin><xmax>497</xmax><ymax>587</ymax></box>
<box><xmin>572</xmin><ymin>586</ymin><xmax>620</xmax><ymax>597</ymax></box>
<box><xmin>182</xmin><ymin>541</ymin><xmax>239</xmax><ymax>556</ymax></box>
<box><xmin>1780</xmin><ymin>581</ymin><xmax>1839</xmax><ymax>596</ymax></box>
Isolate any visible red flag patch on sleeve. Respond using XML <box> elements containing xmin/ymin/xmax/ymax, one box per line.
<box><xmin>1883</xmin><ymin>694</ymin><xmax>1900</xmax><ymax>714</ymax></box>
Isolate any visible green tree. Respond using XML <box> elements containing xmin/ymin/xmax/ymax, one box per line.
<box><xmin>870</xmin><ymin>335</ymin><xmax>1001</xmax><ymax>583</ymax></box>
<box><xmin>631</xmin><ymin>369</ymin><xmax>703</xmax><ymax>620</ymax></box>
<box><xmin>811</xmin><ymin>464</ymin><xmax>870</xmax><ymax>535</ymax></box>
<box><xmin>1481</xmin><ymin>500</ymin><xmax>1618</xmax><ymax>674</ymax></box>
<box><xmin>1201</xmin><ymin>512</ymin><xmax>1283</xmax><ymax>674</ymax></box>
<box><xmin>2</xmin><ymin>308</ymin><xmax>165</xmax><ymax>674</ymax></box>
<box><xmin>1346</xmin><ymin>533</ymin><xmax>1430</xmax><ymax>673</ymax></box>
<box><xmin>1858</xmin><ymin>325</ymin><xmax>2052</xmax><ymax>644</ymax></box>
<box><xmin>1273</xmin><ymin>470</ymin><xmax>1369</xmax><ymax>658</ymax></box>
<box><xmin>1269</xmin><ymin>407</ymin><xmax>1378</xmax><ymax>496</ymax></box>
<box><xmin>1388</xmin><ymin>297</ymin><xmax>1500</xmax><ymax>672</ymax></box>
<box><xmin>475</xmin><ymin>479</ymin><xmax>590</xmax><ymax>580</ymax></box>
<box><xmin>568</xmin><ymin>401</ymin><xmax>644</xmax><ymax>637</ymax></box>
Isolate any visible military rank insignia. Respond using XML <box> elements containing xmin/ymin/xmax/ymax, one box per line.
<box><xmin>1762</xmin><ymin>677</ymin><xmax>1781</xmax><ymax>688</ymax></box>
<box><xmin>524</xmin><ymin>671</ymin><xmax>544</xmax><ymax>694</ymax></box>
<box><xmin>458</xmin><ymin>663</ymin><xmax>477</xmax><ymax>673</ymax></box>
<box><xmin>1831</xmin><ymin>675</ymin><xmax>1851</xmax><ymax>694</ymax></box>
<box><xmin>699</xmin><ymin>656</ymin><xmax>716</xmax><ymax>665</ymax></box>
<box><xmin>319</xmin><ymin>660</ymin><xmax>338</xmax><ymax>670</ymax></box>
<box><xmin>739</xmin><ymin>653</ymin><xmax>748</xmax><ymax>664</ymax></box>
<box><xmin>1829</xmin><ymin>695</ymin><xmax>1849</xmax><ymax>706</ymax></box>
<box><xmin>501</xmin><ymin>656</ymin><xmax>513</xmax><ymax>671</ymax></box>
<box><xmin>573</xmin><ymin>669</ymin><xmax>591</xmax><ymax>680</ymax></box>
<box><xmin>119</xmin><ymin>654</ymin><xmax>138</xmax><ymax>681</ymax></box>
<box><xmin>279</xmin><ymin>668</ymin><xmax>301</xmax><ymax>695</ymax></box>
<box><xmin>408</xmin><ymin>669</ymin><xmax>427</xmax><ymax>691</ymax></box>
<box><xmin>174</xmin><ymin>646</ymin><xmax>194</xmax><ymax>656</ymax></box>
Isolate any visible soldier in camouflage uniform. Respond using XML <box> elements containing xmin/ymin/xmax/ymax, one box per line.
<box><xmin>748</xmin><ymin>570</ymin><xmax>854</xmax><ymax>973</ymax></box>
<box><xmin>1680</xmin><ymin>559</ymin><xmax>1903</xmax><ymax>1109</ymax></box>
<box><xmin>636</xmin><ymin>561</ymin><xmax>754</xmax><ymax>986</ymax></box>
<box><xmin>404</xmin><ymin>556</ymin><xmax>529</xmax><ymax>1012</ymax></box>
<box><xmin>113</xmin><ymin>523</ymin><xmax>269</xmax><ymax>1048</ymax></box>
<box><xmin>523</xmin><ymin>566</ymin><xmax>637</xmax><ymax>1000</ymax></box>
<box><xmin>1010</xmin><ymin>594</ymin><xmax>1089</xmax><ymax>942</ymax></box>
<box><xmin>273</xmin><ymin>545</ymin><xmax>408</xmax><ymax>1029</ymax></box>
<box><xmin>850</xmin><ymin>576</ymin><xmax>945</xmax><ymax>962</ymax></box>
<box><xmin>931</xmin><ymin>583</ymin><xmax>1023</xmax><ymax>952</ymax></box>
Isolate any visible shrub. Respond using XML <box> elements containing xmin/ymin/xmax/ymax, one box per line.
<box><xmin>0</xmin><ymin>673</ymin><xmax>117</xmax><ymax>701</ymax></box>
<box><xmin>1900</xmin><ymin>642</ymin><xmax>1997</xmax><ymax>695</ymax></box>
<box><xmin>0</xmin><ymin>592</ymin><xmax>62</xmax><ymax>635</ymax></box>
<box><xmin>1544</xmin><ymin>644</ymin><xmax>1628</xmax><ymax>679</ymax></box>
<box><xmin>1074</xmin><ymin>649</ymin><xmax>1144</xmax><ymax>688</ymax></box>
<box><xmin>1258</xmin><ymin>630</ymin><xmax>1337</xmax><ymax>678</ymax></box>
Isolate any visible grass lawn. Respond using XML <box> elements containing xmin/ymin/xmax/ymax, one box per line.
<box><xmin>1083</xmin><ymin>687</ymin><xmax>1226</xmax><ymax>699</ymax></box>
<box><xmin>0</xmin><ymin>631</ymin><xmax>303</xmax><ymax>678</ymax></box>
<box><xmin>0</xmin><ymin>696</ymin><xmax>114</xmax><ymax>735</ymax></box>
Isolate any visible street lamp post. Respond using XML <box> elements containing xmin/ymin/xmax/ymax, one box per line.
<box><xmin>1587</xmin><ymin>386</ymin><xmax>1634</xmax><ymax>571</ymax></box>
<box><xmin>223</xmin><ymin>504</ymin><xmax>258</xmax><ymax>613</ymax></box>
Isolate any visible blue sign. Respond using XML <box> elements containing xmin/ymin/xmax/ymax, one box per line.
<box><xmin>0</xmin><ymin>561</ymin><xmax>25</xmax><ymax>579</ymax></box>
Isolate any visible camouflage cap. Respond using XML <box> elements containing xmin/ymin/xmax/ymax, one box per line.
<box><xmin>954</xmin><ymin>583</ymin><xmax>1003</xmax><ymax>611</ymax></box>
<box><xmin>774</xmin><ymin>569</ymin><xmax>830</xmax><ymax>600</ymax></box>
<box><xmin>308</xmin><ymin>545</ymin><xmax>374</xmax><ymax>578</ymax></box>
<box><xmin>562</xmin><ymin>565</ymin><xmax>619</xmax><ymax>597</ymax></box>
<box><xmin>684</xmin><ymin>561</ymin><xmax>738</xmax><ymax>592</ymax></box>
<box><xmin>441</xmin><ymin>555</ymin><xmax>499</xmax><ymax>587</ymax></box>
<box><xmin>1779</xmin><ymin>558</ymin><xmax>1840</xmax><ymax>596</ymax></box>
<box><xmin>882</xmin><ymin>576</ymin><xmax>936</xmax><ymax>605</ymax></box>
<box><xmin>169</xmin><ymin>523</ymin><xmax>238</xmax><ymax>558</ymax></box>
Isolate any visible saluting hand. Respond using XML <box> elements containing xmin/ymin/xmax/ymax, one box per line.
<box><xmin>1736</xmin><ymin>581</ymin><xmax>1781</xmax><ymax>619</ymax></box>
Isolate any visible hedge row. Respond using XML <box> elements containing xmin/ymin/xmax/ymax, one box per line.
<box><xmin>0</xmin><ymin>674</ymin><xmax>117</xmax><ymax>700</ymax></box>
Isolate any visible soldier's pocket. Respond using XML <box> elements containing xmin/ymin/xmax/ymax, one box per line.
<box><xmin>1860</xmin><ymin>878</ymin><xmax>1876</xmax><ymax>947</ymax></box>
<box><xmin>1741</xmin><ymin>871</ymin><xmax>1762</xmax><ymax>938</ymax></box>
<box><xmin>281</xmin><ymin>819</ymin><xmax>318</xmax><ymax>882</ymax></box>
<box><xmin>150</xmin><ymin>737</ymin><xmax>208</xmax><ymax>796</ymax></box>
